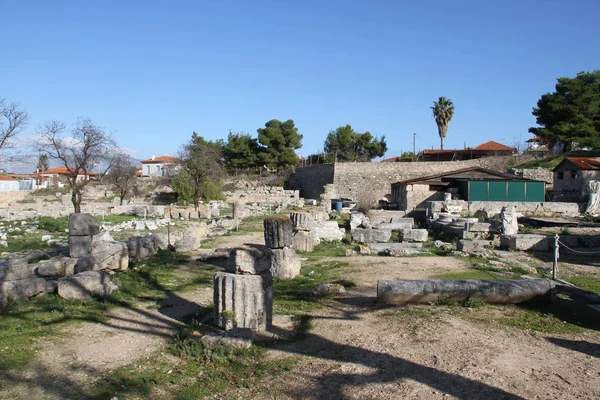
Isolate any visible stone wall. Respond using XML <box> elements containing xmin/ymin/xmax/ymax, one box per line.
<box><xmin>426</xmin><ymin>200</ymin><xmax>583</xmax><ymax>217</ymax></box>
<box><xmin>224</xmin><ymin>186</ymin><xmax>300</xmax><ymax>205</ymax></box>
<box><xmin>508</xmin><ymin>167</ymin><xmax>554</xmax><ymax>187</ymax></box>
<box><xmin>291</xmin><ymin>156</ymin><xmax>519</xmax><ymax>201</ymax></box>
<box><xmin>290</xmin><ymin>164</ymin><xmax>335</xmax><ymax>199</ymax></box>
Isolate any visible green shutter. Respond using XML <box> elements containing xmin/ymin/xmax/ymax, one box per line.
<box><xmin>525</xmin><ymin>182</ymin><xmax>545</xmax><ymax>202</ymax></box>
<box><xmin>489</xmin><ymin>181</ymin><xmax>507</xmax><ymax>201</ymax></box>
<box><xmin>469</xmin><ymin>181</ymin><xmax>489</xmax><ymax>201</ymax></box>
<box><xmin>508</xmin><ymin>182</ymin><xmax>526</xmax><ymax>201</ymax></box>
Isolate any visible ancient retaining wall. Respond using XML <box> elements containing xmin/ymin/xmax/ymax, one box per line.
<box><xmin>290</xmin><ymin>164</ymin><xmax>335</xmax><ymax>200</ymax></box>
<box><xmin>508</xmin><ymin>167</ymin><xmax>554</xmax><ymax>187</ymax></box>
<box><xmin>291</xmin><ymin>156</ymin><xmax>519</xmax><ymax>201</ymax></box>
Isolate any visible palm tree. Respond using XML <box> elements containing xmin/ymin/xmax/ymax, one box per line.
<box><xmin>431</xmin><ymin>97</ymin><xmax>455</xmax><ymax>150</ymax></box>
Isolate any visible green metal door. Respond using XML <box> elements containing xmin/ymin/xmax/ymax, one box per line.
<box><xmin>468</xmin><ymin>181</ymin><xmax>489</xmax><ymax>201</ymax></box>
<box><xmin>508</xmin><ymin>182</ymin><xmax>526</xmax><ymax>201</ymax></box>
<box><xmin>489</xmin><ymin>181</ymin><xmax>507</xmax><ymax>201</ymax></box>
<box><xmin>525</xmin><ymin>182</ymin><xmax>545</xmax><ymax>202</ymax></box>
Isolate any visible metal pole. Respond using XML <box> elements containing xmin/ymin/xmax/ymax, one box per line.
<box><xmin>413</xmin><ymin>133</ymin><xmax>416</xmax><ymax>156</ymax></box>
<box><xmin>552</xmin><ymin>234</ymin><xmax>559</xmax><ymax>280</ymax></box>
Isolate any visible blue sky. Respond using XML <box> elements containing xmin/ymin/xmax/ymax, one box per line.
<box><xmin>2</xmin><ymin>0</ymin><xmax>599</xmax><ymax>162</ymax></box>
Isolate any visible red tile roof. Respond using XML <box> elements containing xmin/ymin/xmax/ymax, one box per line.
<box><xmin>563</xmin><ymin>157</ymin><xmax>600</xmax><ymax>170</ymax></box>
<box><xmin>140</xmin><ymin>155</ymin><xmax>178</xmax><ymax>164</ymax></box>
<box><xmin>32</xmin><ymin>166</ymin><xmax>96</xmax><ymax>176</ymax></box>
<box><xmin>0</xmin><ymin>175</ymin><xmax>18</xmax><ymax>181</ymax></box>
<box><xmin>472</xmin><ymin>141</ymin><xmax>516</xmax><ymax>151</ymax></box>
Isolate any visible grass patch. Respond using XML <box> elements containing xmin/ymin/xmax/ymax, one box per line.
<box><xmin>97</xmin><ymin>214</ymin><xmax>138</xmax><ymax>224</ymax></box>
<box><xmin>566</xmin><ymin>275</ymin><xmax>600</xmax><ymax>295</ymax></box>
<box><xmin>2</xmin><ymin>235</ymin><xmax>54</xmax><ymax>253</ymax></box>
<box><xmin>273</xmin><ymin>261</ymin><xmax>355</xmax><ymax>314</ymax></box>
<box><xmin>93</xmin><ymin>341</ymin><xmax>297</xmax><ymax>400</ymax></box>
<box><xmin>0</xmin><ymin>296</ymin><xmax>110</xmax><ymax>370</ymax></box>
<box><xmin>302</xmin><ymin>240</ymin><xmax>351</xmax><ymax>258</ymax></box>
<box><xmin>37</xmin><ymin>216</ymin><xmax>68</xmax><ymax>232</ymax></box>
<box><xmin>111</xmin><ymin>250</ymin><xmax>216</xmax><ymax>304</ymax></box>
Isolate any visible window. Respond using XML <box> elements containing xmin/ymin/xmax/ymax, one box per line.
<box><xmin>557</xmin><ymin>171</ymin><xmax>564</xmax><ymax>180</ymax></box>
<box><xmin>571</xmin><ymin>170</ymin><xmax>578</xmax><ymax>179</ymax></box>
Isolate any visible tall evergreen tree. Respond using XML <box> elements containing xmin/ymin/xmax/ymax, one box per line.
<box><xmin>324</xmin><ymin>125</ymin><xmax>387</xmax><ymax>162</ymax></box>
<box><xmin>257</xmin><ymin>119</ymin><xmax>302</xmax><ymax>169</ymax></box>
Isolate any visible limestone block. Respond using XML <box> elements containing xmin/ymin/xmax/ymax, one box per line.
<box><xmin>263</xmin><ymin>217</ymin><xmax>293</xmax><ymax>249</ymax></box>
<box><xmin>36</xmin><ymin>257</ymin><xmax>77</xmax><ymax>277</ymax></box>
<box><xmin>314</xmin><ymin>221</ymin><xmax>345</xmax><ymax>243</ymax></box>
<box><xmin>0</xmin><ymin>258</ymin><xmax>36</xmax><ymax>281</ymax></box>
<box><xmin>290</xmin><ymin>212</ymin><xmax>315</xmax><ymax>231</ymax></box>
<box><xmin>200</xmin><ymin>207</ymin><xmax>212</xmax><ymax>219</ymax></box>
<box><xmin>58</xmin><ymin>271</ymin><xmax>118</xmax><ymax>300</ymax></box>
<box><xmin>1</xmin><ymin>277</ymin><xmax>47</xmax><ymax>301</ymax></box>
<box><xmin>69</xmin><ymin>235</ymin><xmax>93</xmax><ymax>258</ymax></box>
<box><xmin>292</xmin><ymin>230</ymin><xmax>314</xmax><ymax>252</ymax></box>
<box><xmin>366</xmin><ymin>242</ymin><xmax>423</xmax><ymax>254</ymax></box>
<box><xmin>352</xmin><ymin>228</ymin><xmax>391</xmax><ymax>243</ymax></box>
<box><xmin>391</xmin><ymin>217</ymin><xmax>415</xmax><ymax>226</ymax></box>
<box><xmin>468</xmin><ymin>222</ymin><xmax>492</xmax><ymax>232</ymax></box>
<box><xmin>75</xmin><ymin>241</ymin><xmax>129</xmax><ymax>273</ymax></box>
<box><xmin>350</xmin><ymin>213</ymin><xmax>370</xmax><ymax>230</ymax></box>
<box><xmin>225</xmin><ymin>247</ymin><xmax>271</xmax><ymax>275</ymax></box>
<box><xmin>399</xmin><ymin>229</ymin><xmax>428</xmax><ymax>243</ymax></box>
<box><xmin>270</xmin><ymin>247</ymin><xmax>301</xmax><ymax>279</ymax></box>
<box><xmin>312</xmin><ymin>283</ymin><xmax>346</xmax><ymax>297</ymax></box>
<box><xmin>68</xmin><ymin>213</ymin><xmax>100</xmax><ymax>236</ymax></box>
<box><xmin>377</xmin><ymin>222</ymin><xmax>413</xmax><ymax>230</ymax></box>
<box><xmin>127</xmin><ymin>236</ymin><xmax>158</xmax><ymax>262</ymax></box>
<box><xmin>189</xmin><ymin>211</ymin><xmax>199</xmax><ymax>219</ymax></box>
<box><xmin>174</xmin><ymin>226</ymin><xmax>208</xmax><ymax>252</ymax></box>
<box><xmin>211</xmin><ymin>207</ymin><xmax>220</xmax><ymax>218</ymax></box>
<box><xmin>152</xmin><ymin>233</ymin><xmax>171</xmax><ymax>250</ymax></box>
<box><xmin>507</xmin><ymin>234</ymin><xmax>550</xmax><ymax>251</ymax></box>
<box><xmin>213</xmin><ymin>272</ymin><xmax>273</xmax><ymax>331</ymax></box>
<box><xmin>457</xmin><ymin>239</ymin><xmax>495</xmax><ymax>253</ymax></box>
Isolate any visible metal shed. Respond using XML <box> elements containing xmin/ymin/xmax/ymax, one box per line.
<box><xmin>455</xmin><ymin>180</ymin><xmax>545</xmax><ymax>202</ymax></box>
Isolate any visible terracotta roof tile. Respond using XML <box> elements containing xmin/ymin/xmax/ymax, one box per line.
<box><xmin>140</xmin><ymin>155</ymin><xmax>178</xmax><ymax>164</ymax></box>
<box><xmin>563</xmin><ymin>157</ymin><xmax>600</xmax><ymax>170</ymax></box>
<box><xmin>472</xmin><ymin>141</ymin><xmax>516</xmax><ymax>151</ymax></box>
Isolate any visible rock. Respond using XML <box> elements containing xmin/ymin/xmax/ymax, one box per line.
<box><xmin>468</xmin><ymin>222</ymin><xmax>492</xmax><ymax>233</ymax></box>
<box><xmin>35</xmin><ymin>257</ymin><xmax>77</xmax><ymax>277</ymax></box>
<box><xmin>399</xmin><ymin>229</ymin><xmax>428</xmax><ymax>243</ymax></box>
<box><xmin>270</xmin><ymin>247</ymin><xmax>301</xmax><ymax>279</ymax></box>
<box><xmin>366</xmin><ymin>242</ymin><xmax>423</xmax><ymax>255</ymax></box>
<box><xmin>69</xmin><ymin>235</ymin><xmax>93</xmax><ymax>258</ymax></box>
<box><xmin>127</xmin><ymin>236</ymin><xmax>158</xmax><ymax>262</ymax></box>
<box><xmin>289</xmin><ymin>212</ymin><xmax>315</xmax><ymax>231</ymax></box>
<box><xmin>189</xmin><ymin>211</ymin><xmax>199</xmax><ymax>219</ymax></box>
<box><xmin>225</xmin><ymin>247</ymin><xmax>271</xmax><ymax>275</ymax></box>
<box><xmin>92</xmin><ymin>231</ymin><xmax>114</xmax><ymax>243</ymax></box>
<box><xmin>213</xmin><ymin>272</ymin><xmax>273</xmax><ymax>331</ymax></box>
<box><xmin>41</xmin><ymin>234</ymin><xmax>52</xmax><ymax>242</ymax></box>
<box><xmin>357</xmin><ymin>244</ymin><xmax>371</xmax><ymax>255</ymax></box>
<box><xmin>312</xmin><ymin>283</ymin><xmax>346</xmax><ymax>297</ymax></box>
<box><xmin>144</xmin><ymin>221</ymin><xmax>158</xmax><ymax>230</ymax></box>
<box><xmin>377</xmin><ymin>222</ymin><xmax>413</xmax><ymax>230</ymax></box>
<box><xmin>152</xmin><ymin>233</ymin><xmax>171</xmax><ymax>250</ymax></box>
<box><xmin>45</xmin><ymin>280</ymin><xmax>58</xmax><ymax>294</ymax></box>
<box><xmin>0</xmin><ymin>258</ymin><xmax>36</xmax><ymax>281</ymax></box>
<box><xmin>345</xmin><ymin>248</ymin><xmax>357</xmax><ymax>256</ymax></box>
<box><xmin>434</xmin><ymin>240</ymin><xmax>454</xmax><ymax>250</ymax></box>
<box><xmin>68</xmin><ymin>213</ymin><xmax>100</xmax><ymax>236</ymax></box>
<box><xmin>263</xmin><ymin>217</ymin><xmax>293</xmax><ymax>249</ymax></box>
<box><xmin>211</xmin><ymin>207</ymin><xmax>220</xmax><ymax>218</ymax></box>
<box><xmin>174</xmin><ymin>226</ymin><xmax>208</xmax><ymax>252</ymax></box>
<box><xmin>457</xmin><ymin>239</ymin><xmax>495</xmax><ymax>253</ymax></box>
<box><xmin>200</xmin><ymin>328</ymin><xmax>254</xmax><ymax>349</ymax></box>
<box><xmin>197</xmin><ymin>247</ymin><xmax>233</xmax><ymax>261</ymax></box>
<box><xmin>58</xmin><ymin>271</ymin><xmax>118</xmax><ymax>300</ymax></box>
<box><xmin>350</xmin><ymin>213</ymin><xmax>371</xmax><ymax>230</ymax></box>
<box><xmin>75</xmin><ymin>241</ymin><xmax>129</xmax><ymax>272</ymax></box>
<box><xmin>501</xmin><ymin>206</ymin><xmax>518</xmax><ymax>235</ymax></box>
<box><xmin>314</xmin><ymin>221</ymin><xmax>345</xmax><ymax>243</ymax></box>
<box><xmin>1</xmin><ymin>277</ymin><xmax>47</xmax><ymax>302</ymax></box>
<box><xmin>292</xmin><ymin>230</ymin><xmax>314</xmax><ymax>252</ymax></box>
<box><xmin>351</xmin><ymin>228</ymin><xmax>391</xmax><ymax>243</ymax></box>
<box><xmin>506</xmin><ymin>234</ymin><xmax>550</xmax><ymax>251</ymax></box>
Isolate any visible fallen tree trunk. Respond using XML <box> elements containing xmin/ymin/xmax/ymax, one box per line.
<box><xmin>377</xmin><ymin>279</ymin><xmax>555</xmax><ymax>304</ymax></box>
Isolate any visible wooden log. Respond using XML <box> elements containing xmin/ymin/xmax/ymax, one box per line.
<box><xmin>377</xmin><ymin>279</ymin><xmax>555</xmax><ymax>304</ymax></box>
<box><xmin>263</xmin><ymin>216</ymin><xmax>293</xmax><ymax>249</ymax></box>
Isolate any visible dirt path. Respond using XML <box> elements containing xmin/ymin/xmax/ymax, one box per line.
<box><xmin>232</xmin><ymin>257</ymin><xmax>600</xmax><ymax>399</ymax></box>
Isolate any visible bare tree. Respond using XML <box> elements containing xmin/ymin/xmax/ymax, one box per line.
<box><xmin>36</xmin><ymin>118</ymin><xmax>117</xmax><ymax>213</ymax></box>
<box><xmin>105</xmin><ymin>151</ymin><xmax>138</xmax><ymax>205</ymax></box>
<box><xmin>0</xmin><ymin>98</ymin><xmax>29</xmax><ymax>163</ymax></box>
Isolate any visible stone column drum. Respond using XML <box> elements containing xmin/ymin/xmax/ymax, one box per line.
<box><xmin>213</xmin><ymin>271</ymin><xmax>273</xmax><ymax>331</ymax></box>
<box><xmin>290</xmin><ymin>211</ymin><xmax>315</xmax><ymax>252</ymax></box>
<box><xmin>264</xmin><ymin>216</ymin><xmax>301</xmax><ymax>279</ymax></box>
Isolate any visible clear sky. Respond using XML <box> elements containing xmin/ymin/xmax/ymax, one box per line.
<box><xmin>2</xmin><ymin>0</ymin><xmax>599</xmax><ymax>162</ymax></box>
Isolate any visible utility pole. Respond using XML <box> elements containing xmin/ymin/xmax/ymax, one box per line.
<box><xmin>413</xmin><ymin>133</ymin><xmax>416</xmax><ymax>155</ymax></box>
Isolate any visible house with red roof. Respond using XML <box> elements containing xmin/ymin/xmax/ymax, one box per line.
<box><xmin>32</xmin><ymin>166</ymin><xmax>96</xmax><ymax>186</ymax></box>
<box><xmin>552</xmin><ymin>157</ymin><xmax>600</xmax><ymax>201</ymax></box>
<box><xmin>418</xmin><ymin>141</ymin><xmax>517</xmax><ymax>161</ymax></box>
<box><xmin>140</xmin><ymin>155</ymin><xmax>178</xmax><ymax>177</ymax></box>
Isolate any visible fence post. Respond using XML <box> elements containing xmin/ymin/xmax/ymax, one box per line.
<box><xmin>552</xmin><ymin>234</ymin><xmax>559</xmax><ymax>280</ymax></box>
